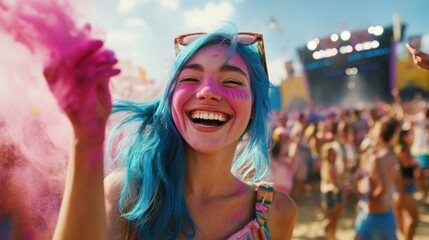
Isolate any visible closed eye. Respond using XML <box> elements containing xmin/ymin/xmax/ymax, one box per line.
<box><xmin>179</xmin><ymin>77</ymin><xmax>199</xmax><ymax>83</ymax></box>
<box><xmin>223</xmin><ymin>80</ymin><xmax>244</xmax><ymax>86</ymax></box>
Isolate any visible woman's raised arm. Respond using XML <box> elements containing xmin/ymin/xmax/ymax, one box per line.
<box><xmin>44</xmin><ymin>39</ymin><xmax>120</xmax><ymax>240</ymax></box>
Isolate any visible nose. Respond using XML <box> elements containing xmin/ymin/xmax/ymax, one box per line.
<box><xmin>196</xmin><ymin>79</ymin><xmax>222</xmax><ymax>101</ymax></box>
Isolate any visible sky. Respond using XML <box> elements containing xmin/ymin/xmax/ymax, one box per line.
<box><xmin>80</xmin><ymin>0</ymin><xmax>429</xmax><ymax>86</ymax></box>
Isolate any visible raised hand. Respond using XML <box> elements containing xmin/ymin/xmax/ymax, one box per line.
<box><xmin>43</xmin><ymin>40</ymin><xmax>120</xmax><ymax>140</ymax></box>
<box><xmin>406</xmin><ymin>43</ymin><xmax>429</xmax><ymax>71</ymax></box>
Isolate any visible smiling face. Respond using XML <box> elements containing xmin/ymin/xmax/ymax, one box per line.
<box><xmin>171</xmin><ymin>44</ymin><xmax>253</xmax><ymax>153</ymax></box>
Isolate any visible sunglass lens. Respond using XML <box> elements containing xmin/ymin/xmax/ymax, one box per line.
<box><xmin>179</xmin><ymin>34</ymin><xmax>204</xmax><ymax>45</ymax></box>
<box><xmin>237</xmin><ymin>34</ymin><xmax>257</xmax><ymax>45</ymax></box>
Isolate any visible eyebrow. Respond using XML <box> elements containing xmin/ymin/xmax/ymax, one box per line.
<box><xmin>182</xmin><ymin>63</ymin><xmax>203</xmax><ymax>72</ymax></box>
<box><xmin>220</xmin><ymin>64</ymin><xmax>247</xmax><ymax>77</ymax></box>
<box><xmin>182</xmin><ymin>63</ymin><xmax>247</xmax><ymax>77</ymax></box>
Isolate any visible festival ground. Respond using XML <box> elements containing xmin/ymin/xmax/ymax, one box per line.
<box><xmin>292</xmin><ymin>186</ymin><xmax>429</xmax><ymax>240</ymax></box>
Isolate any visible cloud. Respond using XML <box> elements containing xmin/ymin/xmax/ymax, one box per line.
<box><xmin>118</xmin><ymin>0</ymin><xmax>145</xmax><ymax>13</ymax></box>
<box><xmin>160</xmin><ymin>0</ymin><xmax>179</xmax><ymax>10</ymax></box>
<box><xmin>184</xmin><ymin>2</ymin><xmax>235</xmax><ymax>30</ymax></box>
<box><xmin>267</xmin><ymin>57</ymin><xmax>289</xmax><ymax>86</ymax></box>
<box><xmin>107</xmin><ymin>30</ymin><xmax>141</xmax><ymax>45</ymax></box>
<box><xmin>104</xmin><ymin>30</ymin><xmax>145</xmax><ymax>69</ymax></box>
<box><xmin>118</xmin><ymin>0</ymin><xmax>179</xmax><ymax>13</ymax></box>
<box><xmin>125</xmin><ymin>18</ymin><xmax>148</xmax><ymax>28</ymax></box>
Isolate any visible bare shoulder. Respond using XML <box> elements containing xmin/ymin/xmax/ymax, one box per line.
<box><xmin>105</xmin><ymin>170</ymin><xmax>126</xmax><ymax>193</ymax></box>
<box><xmin>104</xmin><ymin>170</ymin><xmax>128</xmax><ymax>240</ymax></box>
<box><xmin>372</xmin><ymin>149</ymin><xmax>397</xmax><ymax>169</ymax></box>
<box><xmin>268</xmin><ymin>190</ymin><xmax>298</xmax><ymax>239</ymax></box>
<box><xmin>104</xmin><ymin>169</ymin><xmax>126</xmax><ymax>212</ymax></box>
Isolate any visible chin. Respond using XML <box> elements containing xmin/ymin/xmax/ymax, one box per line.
<box><xmin>185</xmin><ymin>138</ymin><xmax>237</xmax><ymax>154</ymax></box>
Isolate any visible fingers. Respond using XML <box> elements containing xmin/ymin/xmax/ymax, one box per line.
<box><xmin>90</xmin><ymin>51</ymin><xmax>119</xmax><ymax>74</ymax></box>
<box><xmin>43</xmin><ymin>40</ymin><xmax>105</xmax><ymax>86</ymax></box>
<box><xmin>74</xmin><ymin>48</ymin><xmax>120</xmax><ymax>83</ymax></box>
<box><xmin>42</xmin><ymin>39</ymin><xmax>119</xmax><ymax>134</ymax></box>
<box><xmin>71</xmin><ymin>40</ymin><xmax>104</xmax><ymax>67</ymax></box>
<box><xmin>83</xmin><ymin>59</ymin><xmax>120</xmax><ymax>82</ymax></box>
<box><xmin>405</xmin><ymin>43</ymin><xmax>429</xmax><ymax>71</ymax></box>
<box><xmin>80</xmin><ymin>49</ymin><xmax>116</xmax><ymax>67</ymax></box>
<box><xmin>405</xmin><ymin>43</ymin><xmax>416</xmax><ymax>54</ymax></box>
<box><xmin>406</xmin><ymin>43</ymin><xmax>424</xmax><ymax>58</ymax></box>
<box><xmin>419</xmin><ymin>61</ymin><xmax>429</xmax><ymax>70</ymax></box>
<box><xmin>413</xmin><ymin>55</ymin><xmax>429</xmax><ymax>70</ymax></box>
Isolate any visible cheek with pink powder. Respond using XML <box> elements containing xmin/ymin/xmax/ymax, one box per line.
<box><xmin>222</xmin><ymin>89</ymin><xmax>251</xmax><ymax>100</ymax></box>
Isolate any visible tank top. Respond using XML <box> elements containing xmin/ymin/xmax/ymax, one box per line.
<box><xmin>226</xmin><ymin>184</ymin><xmax>273</xmax><ymax>240</ymax></box>
<box><xmin>399</xmin><ymin>151</ymin><xmax>415</xmax><ymax>179</ymax></box>
<box><xmin>127</xmin><ymin>184</ymin><xmax>274</xmax><ymax>239</ymax></box>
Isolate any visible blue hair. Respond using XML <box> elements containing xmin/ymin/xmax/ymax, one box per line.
<box><xmin>106</xmin><ymin>26</ymin><xmax>271</xmax><ymax>239</ymax></box>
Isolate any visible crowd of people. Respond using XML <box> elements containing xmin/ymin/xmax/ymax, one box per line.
<box><xmin>269</xmin><ymin>93</ymin><xmax>429</xmax><ymax>239</ymax></box>
<box><xmin>267</xmin><ymin>42</ymin><xmax>429</xmax><ymax>240</ymax></box>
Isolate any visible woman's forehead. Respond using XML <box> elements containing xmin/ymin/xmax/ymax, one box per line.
<box><xmin>184</xmin><ymin>44</ymin><xmax>249</xmax><ymax>76</ymax></box>
<box><xmin>191</xmin><ymin>44</ymin><xmax>244</xmax><ymax>64</ymax></box>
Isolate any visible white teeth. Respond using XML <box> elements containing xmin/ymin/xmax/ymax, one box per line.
<box><xmin>191</xmin><ymin>111</ymin><xmax>227</xmax><ymax>122</ymax></box>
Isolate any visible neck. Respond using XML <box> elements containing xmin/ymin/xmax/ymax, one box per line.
<box><xmin>183</xmin><ymin>144</ymin><xmax>241</xmax><ymax>200</ymax></box>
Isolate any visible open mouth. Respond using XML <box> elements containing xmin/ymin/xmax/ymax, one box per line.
<box><xmin>189</xmin><ymin>110</ymin><xmax>230</xmax><ymax>127</ymax></box>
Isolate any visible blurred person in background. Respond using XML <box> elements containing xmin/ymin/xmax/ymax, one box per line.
<box><xmin>269</xmin><ymin>127</ymin><xmax>295</xmax><ymax>195</ymax></box>
<box><xmin>289</xmin><ymin>121</ymin><xmax>309</xmax><ymax>200</ymax></box>
<box><xmin>303</xmin><ymin>114</ymin><xmax>320</xmax><ymax>196</ymax></box>
<box><xmin>318</xmin><ymin>121</ymin><xmax>346</xmax><ymax>240</ymax></box>
<box><xmin>411</xmin><ymin>106</ymin><xmax>429</xmax><ymax>201</ymax></box>
<box><xmin>354</xmin><ymin>117</ymin><xmax>400</xmax><ymax>240</ymax></box>
<box><xmin>337</xmin><ymin>120</ymin><xmax>359</xmax><ymax>205</ymax></box>
<box><xmin>393</xmin><ymin>123</ymin><xmax>419</xmax><ymax>240</ymax></box>
<box><xmin>350</xmin><ymin>109</ymin><xmax>369</xmax><ymax>151</ymax></box>
<box><xmin>310</xmin><ymin>115</ymin><xmax>334</xmax><ymax>198</ymax></box>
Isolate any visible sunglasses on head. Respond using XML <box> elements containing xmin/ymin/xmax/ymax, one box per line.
<box><xmin>174</xmin><ymin>32</ymin><xmax>269</xmax><ymax>77</ymax></box>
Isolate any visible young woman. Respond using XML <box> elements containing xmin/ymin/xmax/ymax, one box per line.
<box><xmin>393</xmin><ymin>125</ymin><xmax>419</xmax><ymax>240</ymax></box>
<box><xmin>47</xmin><ymin>28</ymin><xmax>297</xmax><ymax>239</ymax></box>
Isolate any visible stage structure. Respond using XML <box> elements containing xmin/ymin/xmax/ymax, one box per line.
<box><xmin>298</xmin><ymin>25</ymin><xmax>404</xmax><ymax>107</ymax></box>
